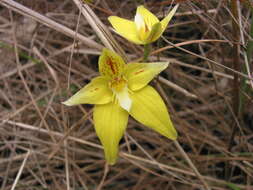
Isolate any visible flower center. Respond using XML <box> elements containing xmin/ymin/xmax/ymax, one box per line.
<box><xmin>109</xmin><ymin>76</ymin><xmax>132</xmax><ymax>111</ymax></box>
<box><xmin>109</xmin><ymin>77</ymin><xmax>127</xmax><ymax>93</ymax></box>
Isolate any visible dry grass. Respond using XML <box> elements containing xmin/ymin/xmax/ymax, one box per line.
<box><xmin>0</xmin><ymin>0</ymin><xmax>253</xmax><ymax>189</ymax></box>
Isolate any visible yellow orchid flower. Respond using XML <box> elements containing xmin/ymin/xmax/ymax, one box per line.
<box><xmin>63</xmin><ymin>49</ymin><xmax>177</xmax><ymax>165</ymax></box>
<box><xmin>108</xmin><ymin>5</ymin><xmax>178</xmax><ymax>45</ymax></box>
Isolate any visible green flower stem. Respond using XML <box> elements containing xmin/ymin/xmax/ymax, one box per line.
<box><xmin>143</xmin><ymin>44</ymin><xmax>151</xmax><ymax>62</ymax></box>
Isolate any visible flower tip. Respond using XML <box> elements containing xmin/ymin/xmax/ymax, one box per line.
<box><xmin>166</xmin><ymin>129</ymin><xmax>178</xmax><ymax>140</ymax></box>
<box><xmin>163</xmin><ymin>61</ymin><xmax>170</xmax><ymax>67</ymax></box>
<box><xmin>108</xmin><ymin>160</ymin><xmax>116</xmax><ymax>165</ymax></box>
<box><xmin>137</xmin><ymin>5</ymin><xmax>145</xmax><ymax>9</ymax></box>
<box><xmin>62</xmin><ymin>100</ymin><xmax>73</xmax><ymax>106</ymax></box>
<box><xmin>157</xmin><ymin>126</ymin><xmax>178</xmax><ymax>140</ymax></box>
<box><xmin>172</xmin><ymin>132</ymin><xmax>178</xmax><ymax>140</ymax></box>
<box><xmin>155</xmin><ymin>62</ymin><xmax>169</xmax><ymax>70</ymax></box>
<box><xmin>170</xmin><ymin>4</ymin><xmax>179</xmax><ymax>15</ymax></box>
<box><xmin>105</xmin><ymin>153</ymin><xmax>118</xmax><ymax>165</ymax></box>
<box><xmin>174</xmin><ymin>4</ymin><xmax>180</xmax><ymax>10</ymax></box>
<box><xmin>108</xmin><ymin>16</ymin><xmax>116</xmax><ymax>23</ymax></box>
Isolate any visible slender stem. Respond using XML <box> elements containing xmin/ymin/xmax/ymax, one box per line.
<box><xmin>231</xmin><ymin>0</ymin><xmax>240</xmax><ymax>117</ymax></box>
<box><xmin>227</xmin><ymin>0</ymin><xmax>241</xmax><ymax>181</ymax></box>
<box><xmin>174</xmin><ymin>140</ymin><xmax>211</xmax><ymax>190</ymax></box>
<box><xmin>228</xmin><ymin>0</ymin><xmax>240</xmax><ymax>150</ymax></box>
<box><xmin>143</xmin><ymin>44</ymin><xmax>151</xmax><ymax>62</ymax></box>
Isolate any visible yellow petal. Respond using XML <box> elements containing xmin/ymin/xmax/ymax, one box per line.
<box><xmin>99</xmin><ymin>48</ymin><xmax>125</xmax><ymax>78</ymax></box>
<box><xmin>135</xmin><ymin>6</ymin><xmax>159</xmax><ymax>30</ymax></box>
<box><xmin>94</xmin><ymin>102</ymin><xmax>129</xmax><ymax>165</ymax></box>
<box><xmin>129</xmin><ymin>85</ymin><xmax>177</xmax><ymax>140</ymax></box>
<box><xmin>134</xmin><ymin>12</ymin><xmax>150</xmax><ymax>42</ymax></box>
<box><xmin>62</xmin><ymin>76</ymin><xmax>112</xmax><ymax>105</ymax></box>
<box><xmin>125</xmin><ymin>62</ymin><xmax>169</xmax><ymax>91</ymax></box>
<box><xmin>108</xmin><ymin>16</ymin><xmax>142</xmax><ymax>45</ymax></box>
<box><xmin>160</xmin><ymin>4</ymin><xmax>178</xmax><ymax>33</ymax></box>
<box><xmin>146</xmin><ymin>22</ymin><xmax>162</xmax><ymax>43</ymax></box>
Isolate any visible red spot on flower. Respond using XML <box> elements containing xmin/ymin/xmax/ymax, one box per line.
<box><xmin>134</xmin><ymin>69</ymin><xmax>145</xmax><ymax>75</ymax></box>
<box><xmin>144</xmin><ymin>24</ymin><xmax>149</xmax><ymax>33</ymax></box>
<box><xmin>106</xmin><ymin>57</ymin><xmax>116</xmax><ymax>74</ymax></box>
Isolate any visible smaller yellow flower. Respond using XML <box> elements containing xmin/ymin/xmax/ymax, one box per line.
<box><xmin>108</xmin><ymin>5</ymin><xmax>178</xmax><ymax>45</ymax></box>
<box><xmin>63</xmin><ymin>49</ymin><xmax>177</xmax><ymax>165</ymax></box>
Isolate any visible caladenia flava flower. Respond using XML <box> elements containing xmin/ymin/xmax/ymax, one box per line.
<box><xmin>108</xmin><ymin>5</ymin><xmax>178</xmax><ymax>45</ymax></box>
<box><xmin>63</xmin><ymin>49</ymin><xmax>177</xmax><ymax>165</ymax></box>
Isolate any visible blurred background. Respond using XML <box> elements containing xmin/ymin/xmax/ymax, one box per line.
<box><xmin>0</xmin><ymin>0</ymin><xmax>252</xmax><ymax>189</ymax></box>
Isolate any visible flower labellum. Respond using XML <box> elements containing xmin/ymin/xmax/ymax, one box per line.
<box><xmin>63</xmin><ymin>49</ymin><xmax>177</xmax><ymax>165</ymax></box>
<box><xmin>108</xmin><ymin>5</ymin><xmax>178</xmax><ymax>45</ymax></box>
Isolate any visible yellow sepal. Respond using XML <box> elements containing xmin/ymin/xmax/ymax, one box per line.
<box><xmin>62</xmin><ymin>76</ymin><xmax>112</xmax><ymax>105</ymax></box>
<box><xmin>129</xmin><ymin>85</ymin><xmax>177</xmax><ymax>140</ymax></box>
<box><xmin>93</xmin><ymin>102</ymin><xmax>129</xmax><ymax>165</ymax></box>
<box><xmin>160</xmin><ymin>4</ymin><xmax>179</xmax><ymax>33</ymax></box>
<box><xmin>108</xmin><ymin>16</ymin><xmax>142</xmax><ymax>44</ymax></box>
<box><xmin>124</xmin><ymin>62</ymin><xmax>169</xmax><ymax>91</ymax></box>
